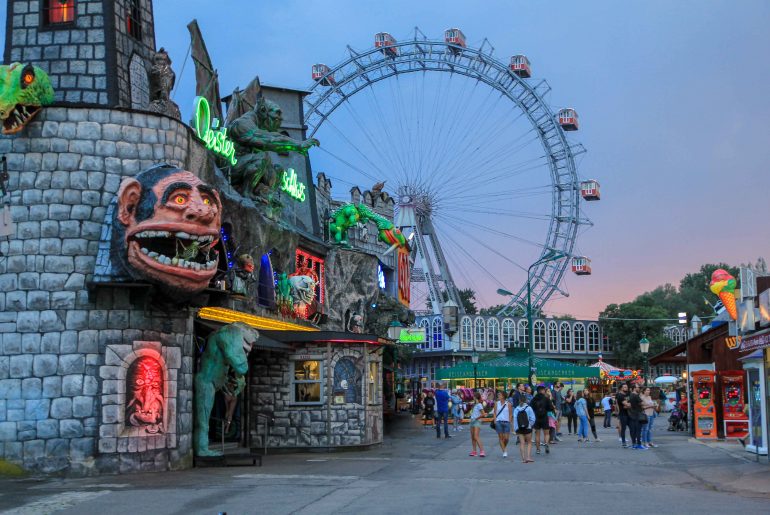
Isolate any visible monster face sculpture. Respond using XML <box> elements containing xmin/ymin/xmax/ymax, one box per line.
<box><xmin>0</xmin><ymin>63</ymin><xmax>54</xmax><ymax>134</ymax></box>
<box><xmin>126</xmin><ymin>356</ymin><xmax>165</xmax><ymax>434</ymax></box>
<box><xmin>112</xmin><ymin>163</ymin><xmax>222</xmax><ymax>297</ymax></box>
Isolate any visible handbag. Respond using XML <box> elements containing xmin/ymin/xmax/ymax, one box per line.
<box><xmin>490</xmin><ymin>402</ymin><xmax>506</xmax><ymax>430</ymax></box>
<box><xmin>638</xmin><ymin>412</ymin><xmax>649</xmax><ymax>425</ymax></box>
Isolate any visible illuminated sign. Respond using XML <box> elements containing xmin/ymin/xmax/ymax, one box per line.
<box><xmin>192</xmin><ymin>96</ymin><xmax>237</xmax><ymax>165</ymax></box>
<box><xmin>377</xmin><ymin>264</ymin><xmax>386</xmax><ymax>289</ymax></box>
<box><xmin>281</xmin><ymin>168</ymin><xmax>306</xmax><ymax>202</ymax></box>
<box><xmin>759</xmin><ymin>289</ymin><xmax>770</xmax><ymax>327</ymax></box>
<box><xmin>397</xmin><ymin>247</ymin><xmax>410</xmax><ymax>307</ymax></box>
<box><xmin>399</xmin><ymin>328</ymin><xmax>426</xmax><ymax>343</ymax></box>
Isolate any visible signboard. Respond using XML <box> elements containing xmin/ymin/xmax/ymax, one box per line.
<box><xmin>191</xmin><ymin>97</ymin><xmax>237</xmax><ymax>165</ymax></box>
<box><xmin>397</xmin><ymin>246</ymin><xmax>410</xmax><ymax>307</ymax></box>
<box><xmin>737</xmin><ymin>299</ymin><xmax>756</xmax><ymax>332</ymax></box>
<box><xmin>398</xmin><ymin>328</ymin><xmax>426</xmax><ymax>344</ymax></box>
<box><xmin>759</xmin><ymin>289</ymin><xmax>770</xmax><ymax>327</ymax></box>
<box><xmin>281</xmin><ymin>168</ymin><xmax>306</xmax><ymax>202</ymax></box>
<box><xmin>740</xmin><ymin>331</ymin><xmax>770</xmax><ymax>352</ymax></box>
<box><xmin>739</xmin><ymin>267</ymin><xmax>756</xmax><ymax>300</ymax></box>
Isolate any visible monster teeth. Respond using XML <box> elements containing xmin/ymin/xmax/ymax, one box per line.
<box><xmin>141</xmin><ymin>247</ymin><xmax>149</xmax><ymax>255</ymax></box>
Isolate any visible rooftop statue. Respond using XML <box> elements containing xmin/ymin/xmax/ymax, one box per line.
<box><xmin>0</xmin><ymin>63</ymin><xmax>54</xmax><ymax>134</ymax></box>
<box><xmin>329</xmin><ymin>203</ymin><xmax>408</xmax><ymax>253</ymax></box>
<box><xmin>228</xmin><ymin>96</ymin><xmax>319</xmax><ymax>202</ymax></box>
<box><xmin>148</xmin><ymin>47</ymin><xmax>181</xmax><ymax>120</ymax></box>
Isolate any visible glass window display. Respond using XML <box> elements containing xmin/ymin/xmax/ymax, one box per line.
<box><xmin>293</xmin><ymin>360</ymin><xmax>323</xmax><ymax>404</ymax></box>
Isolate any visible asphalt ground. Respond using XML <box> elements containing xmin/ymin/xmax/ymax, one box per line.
<box><xmin>0</xmin><ymin>414</ymin><xmax>768</xmax><ymax>514</ymax></box>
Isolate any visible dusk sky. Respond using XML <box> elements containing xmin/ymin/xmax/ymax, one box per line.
<box><xmin>5</xmin><ymin>0</ymin><xmax>769</xmax><ymax>319</ymax></box>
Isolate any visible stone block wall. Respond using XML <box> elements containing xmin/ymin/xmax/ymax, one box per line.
<box><xmin>0</xmin><ymin>106</ymin><xmax>203</xmax><ymax>475</ymax></box>
<box><xmin>249</xmin><ymin>342</ymin><xmax>383</xmax><ymax>449</ymax></box>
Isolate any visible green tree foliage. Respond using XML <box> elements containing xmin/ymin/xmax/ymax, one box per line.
<box><xmin>426</xmin><ymin>288</ymin><xmax>478</xmax><ymax>314</ymax></box>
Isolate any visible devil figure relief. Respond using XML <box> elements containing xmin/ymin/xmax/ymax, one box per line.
<box><xmin>111</xmin><ymin>163</ymin><xmax>222</xmax><ymax>298</ymax></box>
<box><xmin>126</xmin><ymin>357</ymin><xmax>165</xmax><ymax>434</ymax></box>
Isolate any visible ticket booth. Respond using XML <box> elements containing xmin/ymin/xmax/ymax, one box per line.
<box><xmin>742</xmin><ymin>354</ymin><xmax>768</xmax><ymax>454</ymax></box>
<box><xmin>720</xmin><ymin>371</ymin><xmax>749</xmax><ymax>439</ymax></box>
<box><xmin>693</xmin><ymin>371</ymin><xmax>717</xmax><ymax>438</ymax></box>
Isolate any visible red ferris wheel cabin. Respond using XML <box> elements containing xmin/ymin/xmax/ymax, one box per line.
<box><xmin>311</xmin><ymin>64</ymin><xmax>336</xmax><ymax>86</ymax></box>
<box><xmin>444</xmin><ymin>28</ymin><xmax>466</xmax><ymax>51</ymax></box>
<box><xmin>558</xmin><ymin>108</ymin><xmax>579</xmax><ymax>131</ymax></box>
<box><xmin>571</xmin><ymin>256</ymin><xmax>592</xmax><ymax>275</ymax></box>
<box><xmin>580</xmin><ymin>180</ymin><xmax>600</xmax><ymax>201</ymax></box>
<box><xmin>375</xmin><ymin>32</ymin><xmax>399</xmax><ymax>57</ymax></box>
<box><xmin>509</xmin><ymin>55</ymin><xmax>531</xmax><ymax>78</ymax></box>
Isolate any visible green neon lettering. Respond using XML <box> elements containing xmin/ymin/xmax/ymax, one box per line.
<box><xmin>191</xmin><ymin>96</ymin><xmax>238</xmax><ymax>166</ymax></box>
<box><xmin>398</xmin><ymin>329</ymin><xmax>425</xmax><ymax>343</ymax></box>
<box><xmin>281</xmin><ymin>168</ymin><xmax>306</xmax><ymax>202</ymax></box>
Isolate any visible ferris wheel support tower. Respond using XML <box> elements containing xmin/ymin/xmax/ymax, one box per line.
<box><xmin>396</xmin><ymin>186</ymin><xmax>463</xmax><ymax>316</ymax></box>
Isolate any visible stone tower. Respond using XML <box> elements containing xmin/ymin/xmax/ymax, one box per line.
<box><xmin>3</xmin><ymin>0</ymin><xmax>157</xmax><ymax>107</ymax></box>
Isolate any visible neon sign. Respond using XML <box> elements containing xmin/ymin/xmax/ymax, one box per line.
<box><xmin>192</xmin><ymin>96</ymin><xmax>237</xmax><ymax>166</ymax></box>
<box><xmin>377</xmin><ymin>264</ymin><xmax>386</xmax><ymax>289</ymax></box>
<box><xmin>397</xmin><ymin>247</ymin><xmax>410</xmax><ymax>307</ymax></box>
<box><xmin>399</xmin><ymin>328</ymin><xmax>426</xmax><ymax>343</ymax></box>
<box><xmin>281</xmin><ymin>168</ymin><xmax>306</xmax><ymax>202</ymax></box>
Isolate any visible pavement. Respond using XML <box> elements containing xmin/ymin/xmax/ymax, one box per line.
<box><xmin>0</xmin><ymin>414</ymin><xmax>768</xmax><ymax>515</ymax></box>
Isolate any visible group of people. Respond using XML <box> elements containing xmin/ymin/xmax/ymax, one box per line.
<box><xmin>423</xmin><ymin>381</ymin><xmax>661</xmax><ymax>462</ymax></box>
<box><xmin>606</xmin><ymin>383</ymin><xmax>660</xmax><ymax>449</ymax></box>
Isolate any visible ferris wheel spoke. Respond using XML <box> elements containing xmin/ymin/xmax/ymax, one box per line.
<box><xmin>321</xmin><ymin>115</ymin><xmax>394</xmax><ymax>182</ymax></box>
<box><xmin>359</xmin><ymin>84</ymin><xmax>412</xmax><ymax>185</ymax></box>
<box><xmin>436</xmin><ymin>211</ymin><xmax>550</xmax><ymax>252</ymax></box>
<box><xmin>438</xmin><ymin>151</ymin><xmax>547</xmax><ymax>201</ymax></box>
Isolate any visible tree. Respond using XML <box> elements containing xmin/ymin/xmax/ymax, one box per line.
<box><xmin>426</xmin><ymin>288</ymin><xmax>478</xmax><ymax>314</ymax></box>
<box><xmin>479</xmin><ymin>304</ymin><xmax>507</xmax><ymax>316</ymax></box>
<box><xmin>600</xmin><ymin>302</ymin><xmax>670</xmax><ymax>368</ymax></box>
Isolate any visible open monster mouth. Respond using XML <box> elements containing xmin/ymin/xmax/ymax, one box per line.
<box><xmin>2</xmin><ymin>104</ymin><xmax>41</xmax><ymax>134</ymax></box>
<box><xmin>130</xmin><ymin>230</ymin><xmax>220</xmax><ymax>273</ymax></box>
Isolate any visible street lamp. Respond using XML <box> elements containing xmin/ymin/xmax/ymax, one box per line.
<box><xmin>639</xmin><ymin>334</ymin><xmax>650</xmax><ymax>387</ymax></box>
<box><xmin>471</xmin><ymin>351</ymin><xmax>479</xmax><ymax>389</ymax></box>
<box><xmin>499</xmin><ymin>248</ymin><xmax>566</xmax><ymax>386</ymax></box>
<box><xmin>386</xmin><ymin>317</ymin><xmax>403</xmax><ymax>341</ymax></box>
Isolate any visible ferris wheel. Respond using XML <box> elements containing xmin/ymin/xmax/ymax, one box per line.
<box><xmin>305</xmin><ymin>27</ymin><xmax>599</xmax><ymax>316</ymax></box>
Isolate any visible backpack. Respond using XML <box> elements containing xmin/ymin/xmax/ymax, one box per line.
<box><xmin>517</xmin><ymin>407</ymin><xmax>530</xmax><ymax>429</ymax></box>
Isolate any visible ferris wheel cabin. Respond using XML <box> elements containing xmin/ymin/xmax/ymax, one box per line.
<box><xmin>311</xmin><ymin>64</ymin><xmax>336</xmax><ymax>86</ymax></box>
<box><xmin>558</xmin><ymin>108</ymin><xmax>579</xmax><ymax>131</ymax></box>
<box><xmin>580</xmin><ymin>180</ymin><xmax>600</xmax><ymax>201</ymax></box>
<box><xmin>509</xmin><ymin>55</ymin><xmax>531</xmax><ymax>78</ymax></box>
<box><xmin>571</xmin><ymin>257</ymin><xmax>592</xmax><ymax>275</ymax></box>
<box><xmin>445</xmin><ymin>28</ymin><xmax>466</xmax><ymax>53</ymax></box>
<box><xmin>375</xmin><ymin>32</ymin><xmax>399</xmax><ymax>57</ymax></box>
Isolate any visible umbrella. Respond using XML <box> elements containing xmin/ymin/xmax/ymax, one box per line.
<box><xmin>654</xmin><ymin>375</ymin><xmax>679</xmax><ymax>384</ymax></box>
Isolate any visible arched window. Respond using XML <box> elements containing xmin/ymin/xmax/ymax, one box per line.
<box><xmin>461</xmin><ymin>317</ymin><xmax>472</xmax><ymax>350</ymax></box>
<box><xmin>560</xmin><ymin>323</ymin><xmax>572</xmax><ymax>353</ymax></box>
<box><xmin>573</xmin><ymin>323</ymin><xmax>586</xmax><ymax>352</ymax></box>
<box><xmin>587</xmin><ymin>323</ymin><xmax>601</xmax><ymax>353</ymax></box>
<box><xmin>129</xmin><ymin>53</ymin><xmax>149</xmax><ymax>109</ymax></box>
<box><xmin>533</xmin><ymin>320</ymin><xmax>546</xmax><ymax>352</ymax></box>
<box><xmin>502</xmin><ymin>319</ymin><xmax>515</xmax><ymax>348</ymax></box>
<box><xmin>517</xmin><ymin>320</ymin><xmax>528</xmax><ymax>347</ymax></box>
<box><xmin>487</xmin><ymin>319</ymin><xmax>500</xmax><ymax>350</ymax></box>
<box><xmin>44</xmin><ymin>0</ymin><xmax>75</xmax><ymax>26</ymax></box>
<box><xmin>419</xmin><ymin>319</ymin><xmax>430</xmax><ymax>350</ymax></box>
<box><xmin>474</xmin><ymin>317</ymin><xmax>486</xmax><ymax>350</ymax></box>
<box><xmin>548</xmin><ymin>321</ymin><xmax>559</xmax><ymax>352</ymax></box>
<box><xmin>432</xmin><ymin>317</ymin><xmax>443</xmax><ymax>349</ymax></box>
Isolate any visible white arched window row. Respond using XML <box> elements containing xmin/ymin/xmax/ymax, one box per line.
<box><xmin>548</xmin><ymin>321</ymin><xmax>559</xmax><ymax>352</ymax></box>
<box><xmin>461</xmin><ymin>316</ymin><xmax>473</xmax><ymax>350</ymax></box>
<box><xmin>560</xmin><ymin>322</ymin><xmax>572</xmax><ymax>353</ymax></box>
<box><xmin>587</xmin><ymin>323</ymin><xmax>601</xmax><ymax>353</ymax></box>
<box><xmin>533</xmin><ymin>320</ymin><xmax>547</xmax><ymax>352</ymax></box>
<box><xmin>419</xmin><ymin>318</ymin><xmax>430</xmax><ymax>350</ymax></box>
<box><xmin>573</xmin><ymin>323</ymin><xmax>586</xmax><ymax>352</ymax></box>
<box><xmin>502</xmin><ymin>318</ymin><xmax>515</xmax><ymax>348</ymax></box>
<box><xmin>517</xmin><ymin>320</ymin><xmax>529</xmax><ymax>347</ymax></box>
<box><xmin>487</xmin><ymin>318</ymin><xmax>500</xmax><ymax>350</ymax></box>
<box><xmin>432</xmin><ymin>317</ymin><xmax>443</xmax><ymax>349</ymax></box>
<box><xmin>474</xmin><ymin>317</ymin><xmax>486</xmax><ymax>350</ymax></box>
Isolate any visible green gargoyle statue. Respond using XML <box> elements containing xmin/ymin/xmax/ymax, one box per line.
<box><xmin>0</xmin><ymin>63</ymin><xmax>54</xmax><ymax>134</ymax></box>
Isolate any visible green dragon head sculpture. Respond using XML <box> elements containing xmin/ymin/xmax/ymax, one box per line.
<box><xmin>0</xmin><ymin>63</ymin><xmax>54</xmax><ymax>135</ymax></box>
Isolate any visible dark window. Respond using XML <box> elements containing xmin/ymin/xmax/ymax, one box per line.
<box><xmin>43</xmin><ymin>0</ymin><xmax>75</xmax><ymax>26</ymax></box>
<box><xmin>127</xmin><ymin>0</ymin><xmax>142</xmax><ymax>40</ymax></box>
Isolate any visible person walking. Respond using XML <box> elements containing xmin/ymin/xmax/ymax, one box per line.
<box><xmin>468</xmin><ymin>391</ymin><xmax>486</xmax><ymax>457</ymax></box>
<box><xmin>493</xmin><ymin>390</ymin><xmax>513</xmax><ymax>457</ymax></box>
<box><xmin>451</xmin><ymin>389</ymin><xmax>464</xmax><ymax>432</ymax></box>
<box><xmin>434</xmin><ymin>383</ymin><xmax>451</xmax><ymax>439</ymax></box>
<box><xmin>584</xmin><ymin>390</ymin><xmax>601</xmax><ymax>442</ymax></box>
<box><xmin>513</xmin><ymin>394</ymin><xmax>536</xmax><ymax>463</ymax></box>
<box><xmin>615</xmin><ymin>383</ymin><xmax>630</xmax><ymax>447</ymax></box>
<box><xmin>551</xmin><ymin>383</ymin><xmax>564</xmax><ymax>439</ymax></box>
<box><xmin>545</xmin><ymin>389</ymin><xmax>558</xmax><ymax>444</ymax></box>
<box><xmin>640</xmin><ymin>386</ymin><xmax>658</xmax><ymax>448</ymax></box>
<box><xmin>530</xmin><ymin>385</ymin><xmax>552</xmax><ymax>455</ymax></box>
<box><xmin>564</xmin><ymin>388</ymin><xmax>577</xmax><ymax>436</ymax></box>
<box><xmin>628</xmin><ymin>384</ymin><xmax>644</xmax><ymax>449</ymax></box>
<box><xmin>422</xmin><ymin>391</ymin><xmax>435</xmax><ymax>429</ymax></box>
<box><xmin>575</xmin><ymin>390</ymin><xmax>589</xmax><ymax>443</ymax></box>
<box><xmin>601</xmin><ymin>393</ymin><xmax>613</xmax><ymax>428</ymax></box>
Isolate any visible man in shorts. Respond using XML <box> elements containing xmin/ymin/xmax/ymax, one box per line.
<box><xmin>551</xmin><ymin>382</ymin><xmax>564</xmax><ymax>440</ymax></box>
<box><xmin>530</xmin><ymin>385</ymin><xmax>551</xmax><ymax>455</ymax></box>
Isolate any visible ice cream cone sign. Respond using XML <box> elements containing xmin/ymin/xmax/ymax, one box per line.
<box><xmin>709</xmin><ymin>269</ymin><xmax>738</xmax><ymax>320</ymax></box>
